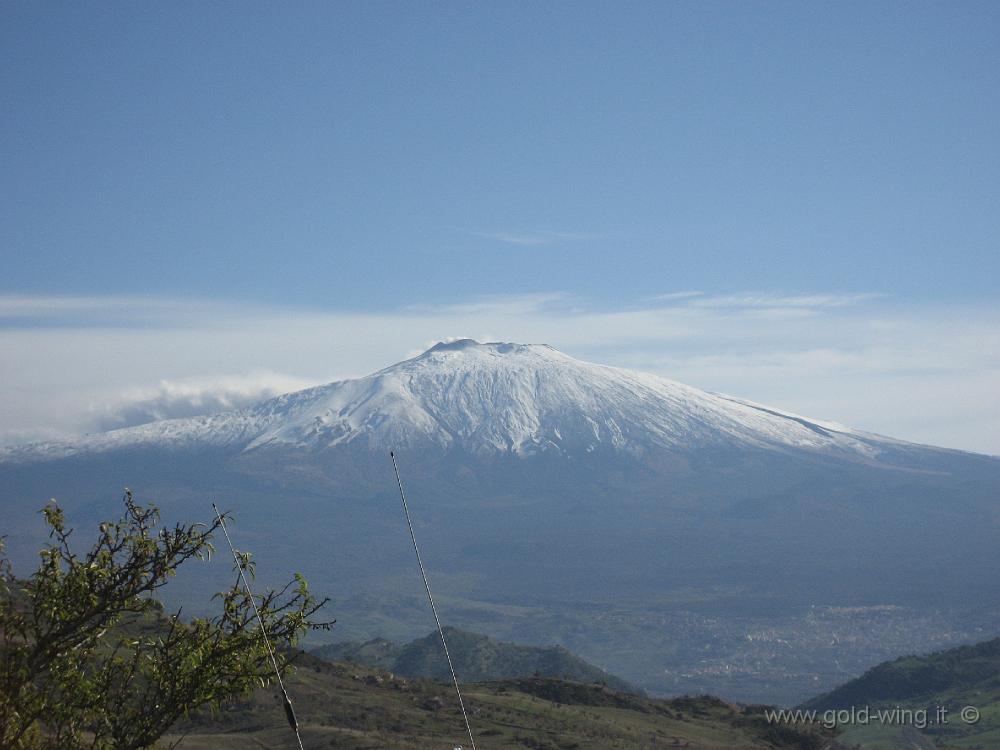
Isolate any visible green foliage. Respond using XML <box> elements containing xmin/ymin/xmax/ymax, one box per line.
<box><xmin>0</xmin><ymin>491</ymin><xmax>330</xmax><ymax>749</ymax></box>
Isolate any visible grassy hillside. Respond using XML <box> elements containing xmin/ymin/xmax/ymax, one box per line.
<box><xmin>166</xmin><ymin>650</ymin><xmax>844</xmax><ymax>749</ymax></box>
<box><xmin>802</xmin><ymin>637</ymin><xmax>1000</xmax><ymax>748</ymax></box>
<box><xmin>312</xmin><ymin>626</ymin><xmax>636</xmax><ymax>693</ymax></box>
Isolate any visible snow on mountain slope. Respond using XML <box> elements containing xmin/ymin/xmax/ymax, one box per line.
<box><xmin>0</xmin><ymin>340</ymin><xmax>924</xmax><ymax>464</ymax></box>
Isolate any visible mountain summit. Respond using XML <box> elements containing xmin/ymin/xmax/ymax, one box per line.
<box><xmin>1</xmin><ymin>340</ymin><xmax>933</xmax><ymax>465</ymax></box>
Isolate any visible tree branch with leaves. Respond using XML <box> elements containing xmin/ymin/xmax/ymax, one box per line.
<box><xmin>0</xmin><ymin>490</ymin><xmax>332</xmax><ymax>749</ymax></box>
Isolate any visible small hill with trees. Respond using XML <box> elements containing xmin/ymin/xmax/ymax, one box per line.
<box><xmin>313</xmin><ymin>627</ymin><xmax>636</xmax><ymax>693</ymax></box>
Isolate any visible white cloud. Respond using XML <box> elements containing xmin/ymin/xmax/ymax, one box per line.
<box><xmin>0</xmin><ymin>292</ymin><xmax>996</xmax><ymax>454</ymax></box>
<box><xmin>412</xmin><ymin>292</ymin><xmax>570</xmax><ymax>316</ymax></box>
<box><xmin>89</xmin><ymin>372</ymin><xmax>322</xmax><ymax>431</ymax></box>
<box><xmin>651</xmin><ymin>292</ymin><xmax>884</xmax><ymax>309</ymax></box>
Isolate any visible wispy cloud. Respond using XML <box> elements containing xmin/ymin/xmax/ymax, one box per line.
<box><xmin>474</xmin><ymin>230</ymin><xmax>593</xmax><ymax>247</ymax></box>
<box><xmin>414</xmin><ymin>292</ymin><xmax>570</xmax><ymax>316</ymax></box>
<box><xmin>646</xmin><ymin>291</ymin><xmax>882</xmax><ymax>309</ymax></box>
<box><xmin>646</xmin><ymin>291</ymin><xmax>705</xmax><ymax>303</ymax></box>
<box><xmin>687</xmin><ymin>292</ymin><xmax>884</xmax><ymax>309</ymax></box>
<box><xmin>0</xmin><ymin>294</ymin><xmax>244</xmax><ymax>327</ymax></box>
<box><xmin>90</xmin><ymin>372</ymin><xmax>321</xmax><ymax>431</ymax></box>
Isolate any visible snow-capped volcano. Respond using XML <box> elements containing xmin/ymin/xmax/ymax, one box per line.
<box><xmin>2</xmin><ymin>341</ymin><xmax>999</xmax><ymax>706</ymax></box>
<box><xmin>242</xmin><ymin>339</ymin><xmax>891</xmax><ymax>459</ymax></box>
<box><xmin>2</xmin><ymin>340</ymin><xmax>917</xmax><ymax>464</ymax></box>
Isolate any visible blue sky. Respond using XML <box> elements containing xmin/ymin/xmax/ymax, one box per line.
<box><xmin>1</xmin><ymin>2</ymin><xmax>998</xmax><ymax>452</ymax></box>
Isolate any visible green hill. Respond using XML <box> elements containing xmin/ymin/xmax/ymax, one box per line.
<box><xmin>313</xmin><ymin>627</ymin><xmax>636</xmax><ymax>693</ymax></box>
<box><xmin>165</xmin><ymin>650</ymin><xmax>845</xmax><ymax>749</ymax></box>
<box><xmin>803</xmin><ymin>637</ymin><xmax>1000</xmax><ymax>710</ymax></box>
<box><xmin>802</xmin><ymin>637</ymin><xmax>1000</xmax><ymax>749</ymax></box>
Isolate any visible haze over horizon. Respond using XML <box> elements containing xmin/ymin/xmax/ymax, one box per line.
<box><xmin>2</xmin><ymin>3</ymin><xmax>998</xmax><ymax>454</ymax></box>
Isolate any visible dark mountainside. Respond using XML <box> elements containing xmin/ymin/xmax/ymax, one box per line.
<box><xmin>312</xmin><ymin>626</ymin><xmax>636</xmax><ymax>693</ymax></box>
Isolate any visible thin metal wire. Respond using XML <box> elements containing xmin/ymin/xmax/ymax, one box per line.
<box><xmin>212</xmin><ymin>503</ymin><xmax>306</xmax><ymax>750</ymax></box>
<box><xmin>390</xmin><ymin>452</ymin><xmax>478</xmax><ymax>750</ymax></box>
